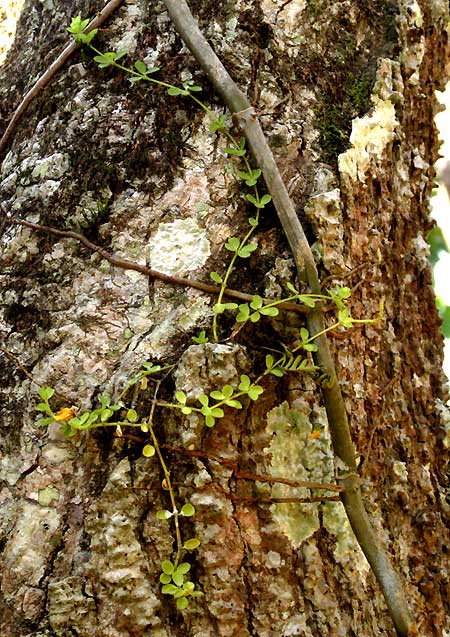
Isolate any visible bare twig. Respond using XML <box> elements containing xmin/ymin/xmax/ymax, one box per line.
<box><xmin>162</xmin><ymin>2</ymin><xmax>416</xmax><ymax>635</ymax></box>
<box><xmin>164</xmin><ymin>444</ymin><xmax>342</xmax><ymax>492</ymax></box>
<box><xmin>10</xmin><ymin>219</ymin><xmax>311</xmax><ymax>314</ymax></box>
<box><xmin>0</xmin><ymin>0</ymin><xmax>125</xmax><ymax>157</ymax></box>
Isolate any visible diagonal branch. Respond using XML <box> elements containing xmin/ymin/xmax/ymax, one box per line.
<box><xmin>162</xmin><ymin>1</ymin><xmax>416</xmax><ymax>635</ymax></box>
<box><xmin>8</xmin><ymin>219</ymin><xmax>310</xmax><ymax>314</ymax></box>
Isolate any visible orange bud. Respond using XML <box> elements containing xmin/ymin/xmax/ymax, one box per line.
<box><xmin>54</xmin><ymin>407</ymin><xmax>76</xmax><ymax>421</ymax></box>
<box><xmin>309</xmin><ymin>430</ymin><xmax>321</xmax><ymax>440</ymax></box>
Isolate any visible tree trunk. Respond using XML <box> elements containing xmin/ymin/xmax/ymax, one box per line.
<box><xmin>0</xmin><ymin>1</ymin><xmax>448</xmax><ymax>636</ymax></box>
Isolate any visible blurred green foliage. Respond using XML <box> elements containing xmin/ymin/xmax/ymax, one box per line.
<box><xmin>428</xmin><ymin>225</ymin><xmax>450</xmax><ymax>338</ymax></box>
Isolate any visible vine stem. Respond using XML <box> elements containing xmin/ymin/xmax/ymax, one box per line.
<box><xmin>162</xmin><ymin>1</ymin><xmax>417</xmax><ymax>635</ymax></box>
<box><xmin>146</xmin><ymin>380</ymin><xmax>183</xmax><ymax>567</ymax></box>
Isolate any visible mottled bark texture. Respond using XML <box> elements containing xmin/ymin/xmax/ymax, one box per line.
<box><xmin>0</xmin><ymin>1</ymin><xmax>449</xmax><ymax>636</ymax></box>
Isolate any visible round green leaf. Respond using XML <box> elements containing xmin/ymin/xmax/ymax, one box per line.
<box><xmin>180</xmin><ymin>503</ymin><xmax>195</xmax><ymax>517</ymax></box>
<box><xmin>142</xmin><ymin>444</ymin><xmax>155</xmax><ymax>457</ymax></box>
<box><xmin>161</xmin><ymin>560</ymin><xmax>174</xmax><ymax>574</ymax></box>
<box><xmin>127</xmin><ymin>409</ymin><xmax>138</xmax><ymax>422</ymax></box>
<box><xmin>172</xmin><ymin>571</ymin><xmax>184</xmax><ymax>587</ymax></box>
<box><xmin>176</xmin><ymin>562</ymin><xmax>191</xmax><ymax>575</ymax></box>
<box><xmin>159</xmin><ymin>573</ymin><xmax>172</xmax><ymax>584</ymax></box>
<box><xmin>156</xmin><ymin>509</ymin><xmax>173</xmax><ymax>520</ymax></box>
<box><xmin>183</xmin><ymin>538</ymin><xmax>200</xmax><ymax>550</ymax></box>
<box><xmin>175</xmin><ymin>391</ymin><xmax>187</xmax><ymax>405</ymax></box>
<box><xmin>176</xmin><ymin>597</ymin><xmax>189</xmax><ymax>609</ymax></box>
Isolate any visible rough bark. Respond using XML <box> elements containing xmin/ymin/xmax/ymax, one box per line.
<box><xmin>0</xmin><ymin>1</ymin><xmax>449</xmax><ymax>637</ymax></box>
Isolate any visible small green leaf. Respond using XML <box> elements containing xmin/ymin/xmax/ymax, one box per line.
<box><xmin>175</xmin><ymin>391</ymin><xmax>187</xmax><ymax>405</ymax></box>
<box><xmin>224</xmin><ymin>399</ymin><xmax>242</xmax><ymax>409</ymax></box>
<box><xmin>225</xmin><ymin>237</ymin><xmax>240</xmax><ymax>252</ymax></box>
<box><xmin>210</xmin><ymin>114</ymin><xmax>228</xmax><ymax>133</ymax></box>
<box><xmin>205</xmin><ymin>415</ymin><xmax>216</xmax><ymax>427</ymax></box>
<box><xmin>237</xmin><ymin>243</ymin><xmax>257</xmax><ymax>258</ymax></box>
<box><xmin>134</xmin><ymin>60</ymin><xmax>147</xmax><ymax>74</ymax></box>
<box><xmin>236</xmin><ymin>305</ymin><xmax>250</xmax><ymax>322</ymax></box>
<box><xmin>238</xmin><ymin>375</ymin><xmax>251</xmax><ymax>391</ymax></box>
<box><xmin>269</xmin><ymin>368</ymin><xmax>284</xmax><ymax>377</ymax></box>
<box><xmin>161</xmin><ymin>584</ymin><xmax>178</xmax><ymax>595</ymax></box>
<box><xmin>298</xmin><ymin>295</ymin><xmax>317</xmax><ymax>308</ymax></box>
<box><xmin>156</xmin><ymin>509</ymin><xmax>173</xmax><ymax>520</ymax></box>
<box><xmin>210</xmin><ymin>271</ymin><xmax>223</xmax><ymax>284</ymax></box>
<box><xmin>260</xmin><ymin>194</ymin><xmax>272</xmax><ymax>206</ymax></box>
<box><xmin>213</xmin><ymin>302</ymin><xmax>225</xmax><ymax>314</ymax></box>
<box><xmin>224</xmin><ymin>145</ymin><xmax>246</xmax><ymax>157</ymax></box>
<box><xmin>36</xmin><ymin>402</ymin><xmax>52</xmax><ymax>413</ymax></box>
<box><xmin>198</xmin><ymin>394</ymin><xmax>209</xmax><ymax>407</ymax></box>
<box><xmin>93</xmin><ymin>52</ymin><xmax>117</xmax><ymax>68</ymax></box>
<box><xmin>36</xmin><ymin>416</ymin><xmax>56</xmax><ymax>427</ymax></box>
<box><xmin>183</xmin><ymin>538</ymin><xmax>201</xmax><ymax>550</ymax></box>
<box><xmin>192</xmin><ymin>330</ymin><xmax>209</xmax><ymax>344</ymax></box>
<box><xmin>142</xmin><ymin>444</ymin><xmax>155</xmax><ymax>457</ymax></box>
<box><xmin>221</xmin><ymin>385</ymin><xmax>234</xmax><ymax>399</ymax></box>
<box><xmin>260</xmin><ymin>306</ymin><xmax>279</xmax><ymax>317</ymax></box>
<box><xmin>172</xmin><ymin>571</ymin><xmax>185</xmax><ymax>587</ymax></box>
<box><xmin>248</xmin><ymin>217</ymin><xmax>258</xmax><ymax>227</ymax></box>
<box><xmin>250</xmin><ymin>295</ymin><xmax>263</xmax><ymax>310</ymax></box>
<box><xmin>300</xmin><ymin>327</ymin><xmax>310</xmax><ymax>342</ymax></box>
<box><xmin>181</xmin><ymin>406</ymin><xmax>193</xmax><ymax>415</ymax></box>
<box><xmin>304</xmin><ymin>343</ymin><xmax>318</xmax><ymax>352</ymax></box>
<box><xmin>38</xmin><ymin>387</ymin><xmax>54</xmax><ymax>401</ymax></box>
<box><xmin>286</xmin><ymin>282</ymin><xmax>298</xmax><ymax>294</ymax></box>
<box><xmin>183</xmin><ymin>80</ymin><xmax>202</xmax><ymax>92</ymax></box>
<box><xmin>167</xmin><ymin>86</ymin><xmax>189</xmax><ymax>96</ymax></box>
<box><xmin>60</xmin><ymin>422</ymin><xmax>77</xmax><ymax>438</ymax></box>
<box><xmin>159</xmin><ymin>573</ymin><xmax>172</xmax><ymax>584</ymax></box>
<box><xmin>248</xmin><ymin>385</ymin><xmax>264</xmax><ymax>400</ymax></box>
<box><xmin>180</xmin><ymin>503</ymin><xmax>195</xmax><ymax>517</ymax></box>
<box><xmin>100</xmin><ymin>408</ymin><xmax>113</xmax><ymax>422</ymax></box>
<box><xmin>265</xmin><ymin>354</ymin><xmax>275</xmax><ymax>369</ymax></box>
<box><xmin>176</xmin><ymin>562</ymin><xmax>191</xmax><ymax>575</ymax></box>
<box><xmin>161</xmin><ymin>560</ymin><xmax>174</xmax><ymax>574</ymax></box>
<box><xmin>127</xmin><ymin>409</ymin><xmax>138</xmax><ymax>422</ymax></box>
<box><xmin>176</xmin><ymin>597</ymin><xmax>189</xmax><ymax>609</ymax></box>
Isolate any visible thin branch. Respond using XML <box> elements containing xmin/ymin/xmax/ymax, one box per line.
<box><xmin>229</xmin><ymin>494</ymin><xmax>340</xmax><ymax>504</ymax></box>
<box><xmin>164</xmin><ymin>444</ymin><xmax>342</xmax><ymax>492</ymax></box>
<box><xmin>162</xmin><ymin>2</ymin><xmax>416</xmax><ymax>635</ymax></box>
<box><xmin>9</xmin><ymin>219</ymin><xmax>311</xmax><ymax>314</ymax></box>
<box><xmin>0</xmin><ymin>0</ymin><xmax>125</xmax><ymax>157</ymax></box>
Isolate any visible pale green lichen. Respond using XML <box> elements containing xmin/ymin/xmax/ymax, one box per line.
<box><xmin>37</xmin><ymin>486</ymin><xmax>60</xmax><ymax>506</ymax></box>
<box><xmin>265</xmin><ymin>400</ymin><xmax>363</xmax><ymax>563</ymax></box>
<box><xmin>148</xmin><ymin>218</ymin><xmax>210</xmax><ymax>275</ymax></box>
<box><xmin>265</xmin><ymin>400</ymin><xmax>332</xmax><ymax>546</ymax></box>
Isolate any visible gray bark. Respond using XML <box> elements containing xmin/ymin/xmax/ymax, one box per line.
<box><xmin>0</xmin><ymin>1</ymin><xmax>449</xmax><ymax>636</ymax></box>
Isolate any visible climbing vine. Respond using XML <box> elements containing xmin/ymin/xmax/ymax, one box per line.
<box><xmin>29</xmin><ymin>14</ymin><xmax>386</xmax><ymax>610</ymax></box>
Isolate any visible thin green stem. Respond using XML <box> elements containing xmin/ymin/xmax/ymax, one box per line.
<box><xmin>146</xmin><ymin>382</ymin><xmax>183</xmax><ymax>567</ymax></box>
